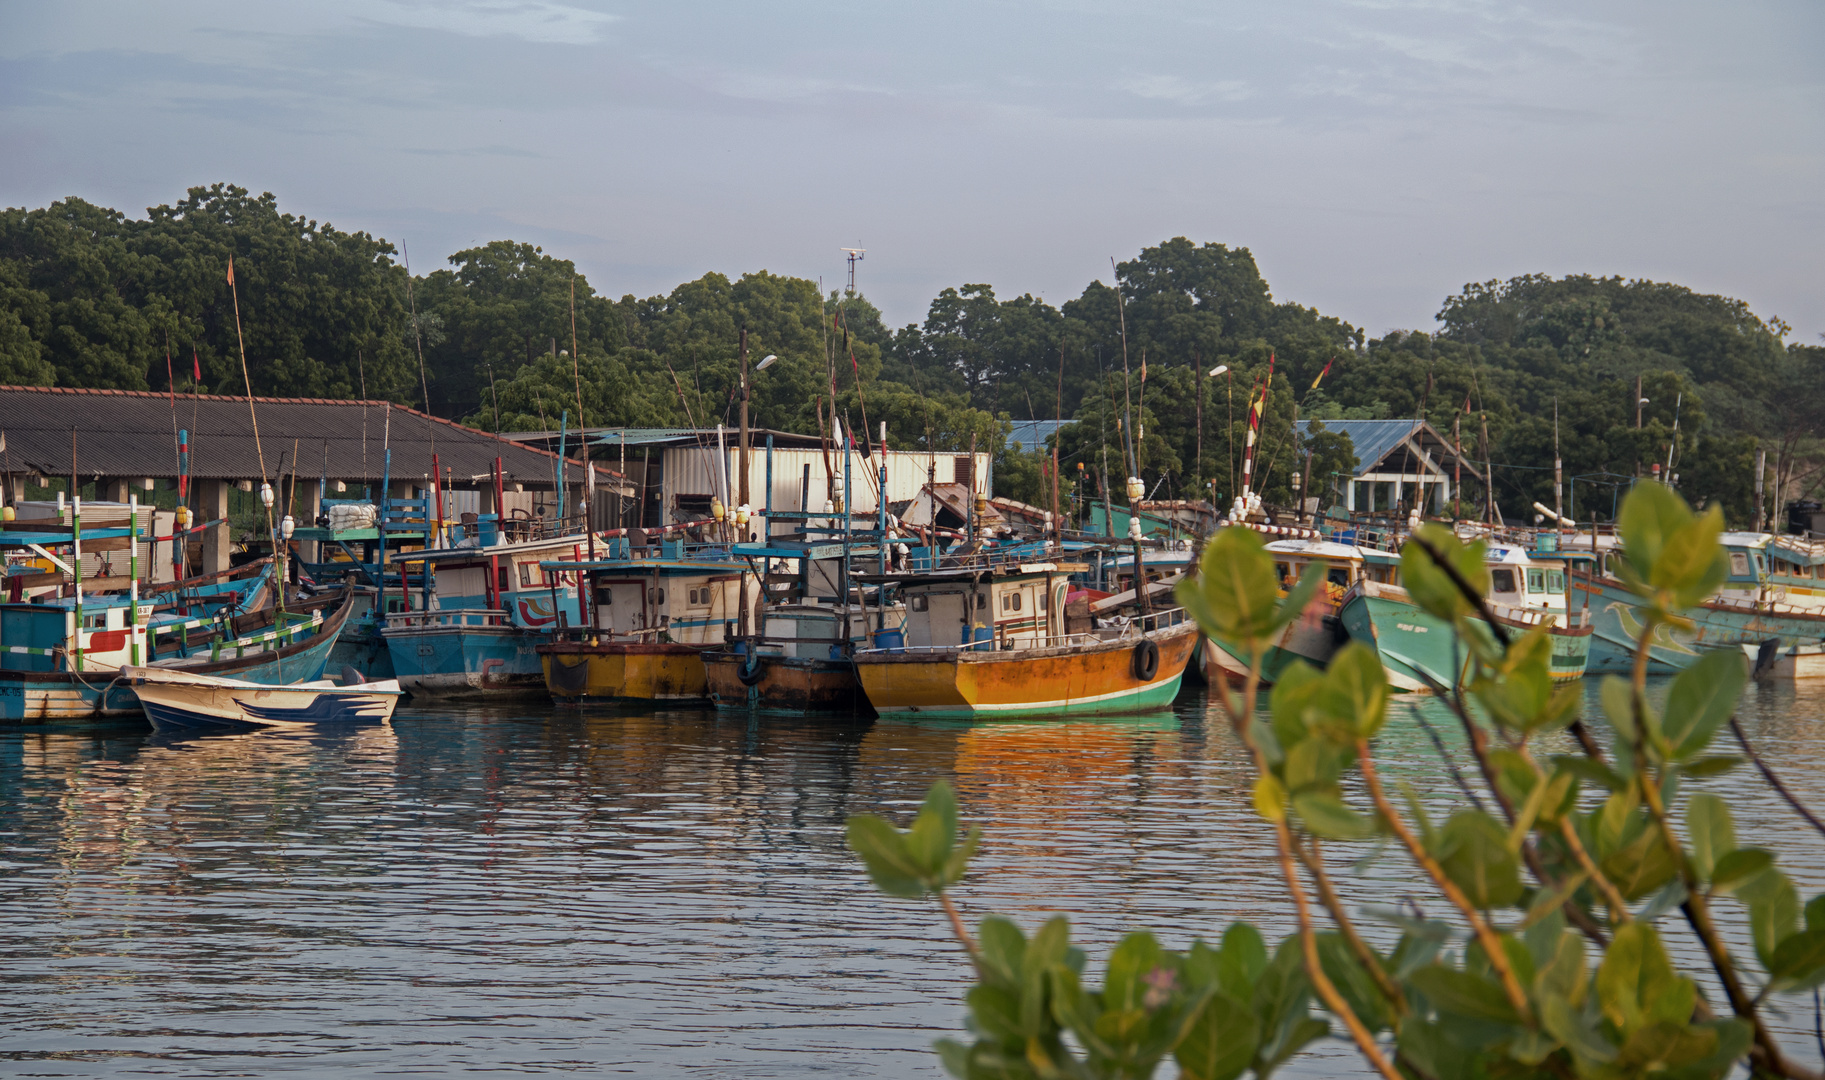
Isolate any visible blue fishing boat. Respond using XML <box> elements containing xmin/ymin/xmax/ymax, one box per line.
<box><xmin>1583</xmin><ymin>531</ymin><xmax>1825</xmax><ymax>674</ymax></box>
<box><xmin>381</xmin><ymin>535</ymin><xmax>590</xmax><ymax>696</ymax></box>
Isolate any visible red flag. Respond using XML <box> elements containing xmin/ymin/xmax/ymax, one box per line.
<box><xmin>193</xmin><ymin>348</ymin><xmax>202</xmax><ymax>382</ymax></box>
<box><xmin>1309</xmin><ymin>357</ymin><xmax>1334</xmax><ymax>391</ymax></box>
<box><xmin>1463</xmin><ymin>390</ymin><xmax>1473</xmax><ymax>413</ymax></box>
<box><xmin>226</xmin><ymin>255</ymin><xmax>234</xmax><ymax>286</ymax></box>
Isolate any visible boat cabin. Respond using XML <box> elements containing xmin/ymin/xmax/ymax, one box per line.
<box><xmin>896</xmin><ymin>565</ymin><xmax>1071</xmax><ymax>649</ymax></box>
<box><xmin>1718</xmin><ymin>532</ymin><xmax>1825</xmax><ymax>612</ymax></box>
<box><xmin>411</xmin><ymin>536</ymin><xmax>584</xmax><ymax>628</ymax></box>
<box><xmin>1266</xmin><ymin>538</ymin><xmax>1368</xmax><ymax>593</ymax></box>
<box><xmin>545</xmin><ymin>543</ymin><xmax>754</xmax><ymax>645</ymax></box>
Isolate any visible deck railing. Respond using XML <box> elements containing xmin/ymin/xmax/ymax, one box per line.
<box><xmin>383</xmin><ymin>608</ymin><xmax>511</xmax><ymax>631</ymax></box>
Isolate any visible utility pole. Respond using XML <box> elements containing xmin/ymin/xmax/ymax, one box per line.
<box><xmin>738</xmin><ymin>324</ymin><xmax>750</xmax><ymax>512</ymax></box>
<box><xmin>1553</xmin><ymin>397</ymin><xmax>1564</xmax><ymax>529</ymax></box>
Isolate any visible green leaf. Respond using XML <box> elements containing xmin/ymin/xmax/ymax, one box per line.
<box><xmin>1742</xmin><ymin>866</ymin><xmax>1799</xmax><ymax>968</ymax></box>
<box><xmin>1174</xmin><ymin>991</ymin><xmax>1260</xmax><ymax>1080</ymax></box>
<box><xmin>1686</xmin><ymin>792</ymin><xmax>1735</xmax><ymax>882</ymax></box>
<box><xmin>1654</xmin><ymin>505</ymin><xmax>1729</xmax><ymax>610</ymax></box>
<box><xmin>1400</xmin><ymin>524</ymin><xmax>1489</xmax><ymax>624</ymax></box>
<box><xmin>976</xmin><ymin>915</ymin><xmax>1027</xmax><ymax>988</ymax></box>
<box><xmin>1680</xmin><ymin>754</ymin><xmax>1745</xmax><ymax>778</ymax></box>
<box><xmin>845</xmin><ymin>814</ymin><xmax>927</xmax><ymax>898</ymax></box>
<box><xmin>1315</xmin><ymin>642</ymin><xmax>1389</xmax><ymax>739</ymax></box>
<box><xmin>1268</xmin><ymin>661</ymin><xmax>1323</xmax><ymax>750</ymax></box>
<box><xmin>905</xmin><ymin>780</ymin><xmax>960</xmax><ymax>877</ymax></box>
<box><xmin>1662</xmin><ymin>649</ymin><xmax>1747</xmax><ymax>759</ymax></box>
<box><xmin>1396</xmin><ymin>1018</ymin><xmax>1480</xmax><ymax>1080</ymax></box>
<box><xmin>1185</xmin><ymin>527</ymin><xmax>1283</xmax><ymax>648</ymax></box>
<box><xmin>1595</xmin><ymin>923</ymin><xmax>1686</xmax><ymax>1033</ymax></box>
<box><xmin>1253</xmin><ymin>773</ymin><xmax>1287</xmax><ymax>822</ymax></box>
<box><xmin>1769</xmin><ymin>928</ymin><xmax>1825</xmax><ymax>988</ymax></box>
<box><xmin>1434</xmin><ymin>810</ymin><xmax>1524</xmax><ymax>909</ymax></box>
<box><xmin>1619</xmin><ymin>481</ymin><xmax>1695</xmax><ymax>586</ymax></box>
<box><xmin>1314</xmin><ymin>933</ymin><xmax>1390</xmax><ymax>1032</ymax></box>
<box><xmin>1541</xmin><ymin>991</ymin><xmax>1617</xmax><ymax>1067</ymax></box>
<box><xmin>1532</xmin><ymin>926</ymin><xmax>1589</xmax><ymax>1007</ymax></box>
<box><xmin>1409</xmin><ymin>964</ymin><xmax>1519</xmax><ymax>1024</ymax></box>
<box><xmin>1600</xmin><ymin>821</ymin><xmax>1682</xmax><ymax>901</ymax></box>
<box><xmin>1600</xmin><ymin>674</ymin><xmax>1641</xmax><ymax>745</ymax></box>
<box><xmin>1214</xmin><ymin>923</ymin><xmax>1267</xmax><ymax>1002</ymax></box>
<box><xmin>1273</xmin><ymin>562</ymin><xmax>1327</xmax><ymax>634</ymax></box>
<box><xmin>1293</xmin><ymin>791</ymin><xmax>1375</xmax><ymax>840</ymax></box>
<box><xmin>1806</xmin><ymin>893</ymin><xmax>1825</xmax><ymax>933</ymax></box>
<box><xmin>1471</xmin><ymin>627</ymin><xmax>1555</xmax><ymax>732</ymax></box>
<box><xmin>1552</xmin><ymin>753</ymin><xmax>1627</xmax><ymax>793</ymax></box>
<box><xmin>1710</xmin><ymin>848</ymin><xmax>1774</xmax><ymax>894</ymax></box>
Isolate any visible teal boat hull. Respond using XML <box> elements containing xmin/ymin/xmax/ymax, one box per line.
<box><xmin>1584</xmin><ymin>575</ymin><xmax>1825</xmax><ymax>675</ymax></box>
<box><xmin>1340</xmin><ymin>585</ymin><xmax>1591</xmax><ymax>693</ymax></box>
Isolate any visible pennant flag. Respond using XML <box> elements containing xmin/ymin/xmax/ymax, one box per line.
<box><xmin>1310</xmin><ymin>357</ymin><xmax>1334</xmax><ymax>391</ymax></box>
<box><xmin>226</xmin><ymin>255</ymin><xmax>234</xmax><ymax>286</ymax></box>
<box><xmin>1463</xmin><ymin>390</ymin><xmax>1473</xmax><ymax>413</ymax></box>
<box><xmin>192</xmin><ymin>348</ymin><xmax>202</xmax><ymax>382</ymax></box>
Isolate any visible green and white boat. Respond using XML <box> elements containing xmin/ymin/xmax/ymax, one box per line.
<box><xmin>1204</xmin><ymin>537</ymin><xmax>1370</xmax><ymax>685</ymax></box>
<box><xmin>1339</xmin><ymin>541</ymin><xmax>1593</xmax><ymax>693</ymax></box>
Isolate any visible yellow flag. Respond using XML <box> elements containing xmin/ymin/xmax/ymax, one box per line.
<box><xmin>226</xmin><ymin>255</ymin><xmax>234</xmax><ymax>285</ymax></box>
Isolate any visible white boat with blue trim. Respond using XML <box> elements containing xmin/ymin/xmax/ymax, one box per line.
<box><xmin>125</xmin><ymin>664</ymin><xmax>404</xmax><ymax>729</ymax></box>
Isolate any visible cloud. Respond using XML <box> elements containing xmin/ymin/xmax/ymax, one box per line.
<box><xmin>354</xmin><ymin>1</ymin><xmax>619</xmax><ymax>45</ymax></box>
<box><xmin>1115</xmin><ymin>75</ymin><xmax>1251</xmax><ymax>107</ymax></box>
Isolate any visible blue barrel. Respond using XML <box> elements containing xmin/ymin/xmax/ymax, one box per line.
<box><xmin>874</xmin><ymin>628</ymin><xmax>905</xmax><ymax>652</ymax></box>
<box><xmin>971</xmin><ymin>624</ymin><xmax>994</xmax><ymax>652</ymax></box>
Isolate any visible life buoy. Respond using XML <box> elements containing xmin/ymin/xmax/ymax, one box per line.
<box><xmin>736</xmin><ymin>651</ymin><xmax>765</xmax><ymax>686</ymax></box>
<box><xmin>1132</xmin><ymin>639</ymin><xmax>1160</xmax><ymax>681</ymax></box>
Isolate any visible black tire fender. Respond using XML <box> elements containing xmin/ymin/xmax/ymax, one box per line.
<box><xmin>736</xmin><ymin>651</ymin><xmax>765</xmax><ymax>686</ymax></box>
<box><xmin>1131</xmin><ymin>639</ymin><xmax>1160</xmax><ymax>682</ymax></box>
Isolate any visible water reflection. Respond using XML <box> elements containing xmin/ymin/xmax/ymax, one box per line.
<box><xmin>0</xmin><ymin>680</ymin><xmax>1821</xmax><ymax>1077</ymax></box>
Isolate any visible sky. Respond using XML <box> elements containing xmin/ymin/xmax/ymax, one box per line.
<box><xmin>1</xmin><ymin>1</ymin><xmax>1821</xmax><ymax>342</ymax></box>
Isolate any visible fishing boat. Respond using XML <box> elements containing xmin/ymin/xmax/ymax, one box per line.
<box><xmin>1203</xmin><ymin>536</ymin><xmax>1368</xmax><ymax>685</ymax></box>
<box><xmin>0</xmin><ymin>585</ymin><xmax>358</xmax><ymax>721</ymax></box>
<box><xmin>1583</xmin><ymin>531</ymin><xmax>1825</xmax><ymax>675</ymax></box>
<box><xmin>536</xmin><ymin>538</ymin><xmax>755</xmax><ymax>703</ymax></box>
<box><xmin>851</xmin><ymin>560</ymin><xmax>1199</xmax><ymax>719</ymax></box>
<box><xmin>381</xmin><ymin>535</ymin><xmax>590</xmax><ymax>697</ymax></box>
<box><xmin>124</xmin><ymin>664</ymin><xmax>403</xmax><ymax>729</ymax></box>
<box><xmin>1339</xmin><ymin>541</ymin><xmax>1592</xmax><ymax>692</ymax></box>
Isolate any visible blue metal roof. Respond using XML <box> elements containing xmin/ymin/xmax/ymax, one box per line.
<box><xmin>1293</xmin><ymin>418</ymin><xmax>1465</xmax><ymax>477</ymax></box>
<box><xmin>1006</xmin><ymin>419</ymin><xmax>1073</xmax><ymax>453</ymax></box>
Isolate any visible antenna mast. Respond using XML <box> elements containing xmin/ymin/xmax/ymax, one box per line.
<box><xmin>840</xmin><ymin>248</ymin><xmax>866</xmax><ymax>293</ymax></box>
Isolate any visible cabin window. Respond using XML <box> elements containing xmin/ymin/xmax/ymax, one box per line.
<box><xmin>910</xmin><ymin>595</ymin><xmax>928</xmax><ymax>612</ymax></box>
<box><xmin>1755</xmin><ymin>554</ymin><xmax>1767</xmax><ymax>572</ymax></box>
<box><xmin>1327</xmin><ymin>566</ymin><xmax>1350</xmax><ymax>588</ymax></box>
<box><xmin>1275</xmin><ymin>562</ymin><xmax>1291</xmax><ymax>585</ymax></box>
<box><xmin>1730</xmin><ymin>552</ymin><xmax>1750</xmax><ymax>577</ymax></box>
<box><xmin>687</xmin><ymin>587</ymin><xmax>710</xmax><ymax>607</ymax></box>
<box><xmin>519</xmin><ymin>563</ymin><xmax>540</xmax><ymax>587</ymax></box>
<box><xmin>977</xmin><ymin>592</ymin><xmax>989</xmax><ymax>610</ymax></box>
<box><xmin>1526</xmin><ymin>569</ymin><xmax>1545</xmax><ymax>594</ymax></box>
<box><xmin>648</xmin><ymin>588</ymin><xmax>665</xmax><ymax>604</ymax></box>
<box><xmin>1002</xmin><ymin>592</ymin><xmax>1021</xmax><ymax>612</ymax></box>
<box><xmin>594</xmin><ymin>588</ymin><xmax>612</xmax><ymax>606</ymax></box>
<box><xmin>1546</xmin><ymin>570</ymin><xmax>1566</xmax><ymax>593</ymax></box>
<box><xmin>1491</xmin><ymin>569</ymin><xmax>1518</xmax><ymax>594</ymax></box>
<box><xmin>498</xmin><ymin>565</ymin><xmax>511</xmax><ymax>592</ymax></box>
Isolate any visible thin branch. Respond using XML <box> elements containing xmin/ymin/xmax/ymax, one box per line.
<box><xmin>936</xmin><ymin>890</ymin><xmax>981</xmax><ymax>970</ymax></box>
<box><xmin>1356</xmin><ymin>740</ymin><xmax>1536</xmax><ymax>1025</ymax></box>
<box><xmin>1295</xmin><ymin>835</ymin><xmax>1407</xmax><ymax>1016</ymax></box>
<box><xmin>1731</xmin><ymin>714</ymin><xmax>1825</xmax><ymax>839</ymax></box>
<box><xmin>1409</xmin><ymin>705</ymin><xmax>1488</xmax><ymax>813</ymax></box>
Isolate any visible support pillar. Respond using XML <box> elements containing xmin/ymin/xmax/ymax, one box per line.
<box><xmin>99</xmin><ymin>478</ymin><xmax>130</xmax><ymax>504</ymax></box>
<box><xmin>1346</xmin><ymin>479</ymin><xmax>1356</xmax><ymax>513</ymax></box>
<box><xmin>197</xmin><ymin>478</ymin><xmax>232</xmax><ymax>575</ymax></box>
<box><xmin>298</xmin><ymin>478</ymin><xmax>323</xmax><ymax>562</ymax></box>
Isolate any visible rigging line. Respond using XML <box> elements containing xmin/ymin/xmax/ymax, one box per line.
<box><xmin>164</xmin><ymin>328</ymin><xmax>180</xmax><ymax>476</ymax></box>
<box><xmin>403</xmin><ymin>244</ymin><xmax>434</xmax><ymax>456</ymax></box>
<box><xmin>225</xmin><ymin>256</ymin><xmax>272</xmax><ymax>552</ymax></box>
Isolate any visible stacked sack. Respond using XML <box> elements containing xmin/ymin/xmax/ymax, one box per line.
<box><xmin>327</xmin><ymin>503</ymin><xmax>378</xmax><ymax>532</ymax></box>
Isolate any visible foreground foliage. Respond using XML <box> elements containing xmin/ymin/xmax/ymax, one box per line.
<box><xmin>847</xmin><ymin>483</ymin><xmax>1825</xmax><ymax>1079</ymax></box>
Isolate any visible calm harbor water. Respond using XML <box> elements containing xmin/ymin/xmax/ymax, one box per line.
<box><xmin>3</xmin><ymin>679</ymin><xmax>1824</xmax><ymax>1078</ymax></box>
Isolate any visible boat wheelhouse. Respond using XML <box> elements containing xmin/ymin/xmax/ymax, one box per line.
<box><xmin>1204</xmin><ymin>537</ymin><xmax>1368</xmax><ymax>685</ymax></box>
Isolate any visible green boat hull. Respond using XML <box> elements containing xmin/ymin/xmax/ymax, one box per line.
<box><xmin>1340</xmin><ymin>588</ymin><xmax>1590</xmax><ymax>693</ymax></box>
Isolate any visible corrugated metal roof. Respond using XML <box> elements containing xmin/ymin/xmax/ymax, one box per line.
<box><xmin>0</xmin><ymin>385</ymin><xmax>586</xmax><ymax>486</ymax></box>
<box><xmin>1006</xmin><ymin>420</ymin><xmax>1073</xmax><ymax>453</ymax></box>
<box><xmin>570</xmin><ymin>427</ymin><xmax>827</xmax><ymax>450</ymax></box>
<box><xmin>1293</xmin><ymin>418</ymin><xmax>1477</xmax><ymax>478</ymax></box>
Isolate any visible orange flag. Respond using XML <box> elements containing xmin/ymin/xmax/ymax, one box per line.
<box><xmin>226</xmin><ymin>255</ymin><xmax>234</xmax><ymax>286</ymax></box>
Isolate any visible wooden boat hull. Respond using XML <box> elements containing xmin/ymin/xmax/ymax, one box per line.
<box><xmin>383</xmin><ymin>622</ymin><xmax>546</xmax><ymax>697</ymax></box>
<box><xmin>538</xmin><ymin>641</ymin><xmax>711</xmax><ymax>702</ymax></box>
<box><xmin>703</xmin><ymin>651</ymin><xmax>871</xmax><ymax>715</ymax></box>
<box><xmin>0</xmin><ymin>591</ymin><xmax>355</xmax><ymax>723</ymax></box>
<box><xmin>854</xmin><ymin>622</ymin><xmax>1197</xmax><ymax>720</ymax></box>
<box><xmin>127</xmin><ymin>667</ymin><xmax>403</xmax><ymax>729</ymax></box>
<box><xmin>1582</xmin><ymin>573</ymin><xmax>1825</xmax><ymax>675</ymax></box>
<box><xmin>1340</xmin><ymin>585</ymin><xmax>1591</xmax><ymax>693</ymax></box>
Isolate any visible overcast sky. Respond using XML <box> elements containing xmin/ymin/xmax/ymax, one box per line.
<box><xmin>2</xmin><ymin>1</ymin><xmax>1820</xmax><ymax>343</ymax></box>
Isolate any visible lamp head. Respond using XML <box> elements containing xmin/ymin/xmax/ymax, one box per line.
<box><xmin>1209</xmin><ymin>365</ymin><xmax>1229</xmax><ymax>377</ymax></box>
<box><xmin>756</xmin><ymin>354</ymin><xmax>778</xmax><ymax>371</ymax></box>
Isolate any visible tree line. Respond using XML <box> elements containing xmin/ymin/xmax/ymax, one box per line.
<box><xmin>2</xmin><ymin>184</ymin><xmax>1819</xmax><ymax>526</ymax></box>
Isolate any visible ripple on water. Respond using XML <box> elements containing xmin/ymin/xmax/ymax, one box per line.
<box><xmin>1</xmin><ymin>682</ymin><xmax>1823</xmax><ymax>1076</ymax></box>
